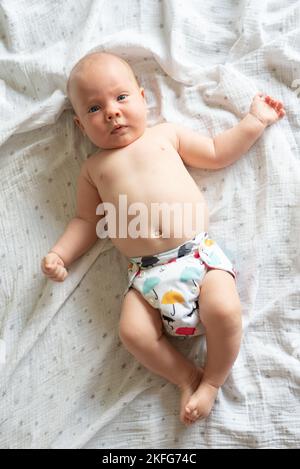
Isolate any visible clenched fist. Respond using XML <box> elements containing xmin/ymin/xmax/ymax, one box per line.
<box><xmin>41</xmin><ymin>251</ymin><xmax>68</xmax><ymax>282</ymax></box>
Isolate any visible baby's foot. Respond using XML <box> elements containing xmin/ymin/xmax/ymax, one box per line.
<box><xmin>178</xmin><ymin>367</ymin><xmax>203</xmax><ymax>425</ymax></box>
<box><xmin>184</xmin><ymin>380</ymin><xmax>219</xmax><ymax>425</ymax></box>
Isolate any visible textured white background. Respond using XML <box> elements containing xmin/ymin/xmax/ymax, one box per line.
<box><xmin>0</xmin><ymin>0</ymin><xmax>299</xmax><ymax>449</ymax></box>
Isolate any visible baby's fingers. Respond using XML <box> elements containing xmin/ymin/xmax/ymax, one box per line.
<box><xmin>278</xmin><ymin>108</ymin><xmax>286</xmax><ymax>118</ymax></box>
<box><xmin>265</xmin><ymin>95</ymin><xmax>283</xmax><ymax>108</ymax></box>
<box><xmin>49</xmin><ymin>266</ymin><xmax>68</xmax><ymax>282</ymax></box>
<box><xmin>42</xmin><ymin>261</ymin><xmax>56</xmax><ymax>274</ymax></box>
<box><xmin>264</xmin><ymin>95</ymin><xmax>286</xmax><ymax>117</ymax></box>
<box><xmin>50</xmin><ymin>264</ymin><xmax>65</xmax><ymax>276</ymax></box>
<box><xmin>265</xmin><ymin>95</ymin><xmax>276</xmax><ymax>104</ymax></box>
<box><xmin>275</xmin><ymin>101</ymin><xmax>283</xmax><ymax>110</ymax></box>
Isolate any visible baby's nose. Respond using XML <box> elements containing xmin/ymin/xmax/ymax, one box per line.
<box><xmin>106</xmin><ymin>109</ymin><xmax>121</xmax><ymax>120</ymax></box>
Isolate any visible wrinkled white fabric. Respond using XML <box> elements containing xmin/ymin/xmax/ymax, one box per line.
<box><xmin>0</xmin><ymin>0</ymin><xmax>299</xmax><ymax>449</ymax></box>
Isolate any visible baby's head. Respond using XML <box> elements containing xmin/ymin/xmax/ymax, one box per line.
<box><xmin>67</xmin><ymin>52</ymin><xmax>147</xmax><ymax>149</ymax></box>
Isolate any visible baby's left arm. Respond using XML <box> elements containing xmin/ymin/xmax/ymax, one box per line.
<box><xmin>174</xmin><ymin>93</ymin><xmax>286</xmax><ymax>170</ymax></box>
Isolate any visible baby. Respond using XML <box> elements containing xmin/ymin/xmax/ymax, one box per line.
<box><xmin>41</xmin><ymin>52</ymin><xmax>285</xmax><ymax>425</ymax></box>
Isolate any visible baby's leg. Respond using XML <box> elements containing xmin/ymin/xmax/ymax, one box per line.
<box><xmin>184</xmin><ymin>270</ymin><xmax>242</xmax><ymax>424</ymax></box>
<box><xmin>119</xmin><ymin>289</ymin><xmax>203</xmax><ymax>423</ymax></box>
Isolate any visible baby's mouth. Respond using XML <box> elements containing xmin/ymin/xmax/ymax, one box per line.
<box><xmin>111</xmin><ymin>125</ymin><xmax>127</xmax><ymax>134</ymax></box>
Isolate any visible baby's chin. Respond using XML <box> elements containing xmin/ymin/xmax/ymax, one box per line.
<box><xmin>95</xmin><ymin>128</ymin><xmax>146</xmax><ymax>149</ymax></box>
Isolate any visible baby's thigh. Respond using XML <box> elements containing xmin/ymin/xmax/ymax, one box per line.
<box><xmin>199</xmin><ymin>269</ymin><xmax>241</xmax><ymax>324</ymax></box>
<box><xmin>119</xmin><ymin>288</ymin><xmax>163</xmax><ymax>343</ymax></box>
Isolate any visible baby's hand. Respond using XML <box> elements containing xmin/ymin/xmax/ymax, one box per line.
<box><xmin>249</xmin><ymin>93</ymin><xmax>286</xmax><ymax>127</ymax></box>
<box><xmin>41</xmin><ymin>252</ymin><xmax>68</xmax><ymax>282</ymax></box>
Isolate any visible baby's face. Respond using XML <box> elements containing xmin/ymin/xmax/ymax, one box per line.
<box><xmin>71</xmin><ymin>59</ymin><xmax>147</xmax><ymax>149</ymax></box>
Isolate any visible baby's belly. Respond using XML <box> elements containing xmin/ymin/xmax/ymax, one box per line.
<box><xmin>96</xmin><ymin>147</ymin><xmax>210</xmax><ymax>257</ymax></box>
<box><xmin>106</xmin><ymin>193</ymin><xmax>209</xmax><ymax>258</ymax></box>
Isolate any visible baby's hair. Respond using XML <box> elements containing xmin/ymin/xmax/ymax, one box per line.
<box><xmin>66</xmin><ymin>51</ymin><xmax>140</xmax><ymax>105</ymax></box>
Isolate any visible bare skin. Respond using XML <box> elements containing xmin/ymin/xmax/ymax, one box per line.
<box><xmin>41</xmin><ymin>52</ymin><xmax>286</xmax><ymax>424</ymax></box>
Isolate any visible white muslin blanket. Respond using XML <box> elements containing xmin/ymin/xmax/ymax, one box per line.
<box><xmin>0</xmin><ymin>0</ymin><xmax>299</xmax><ymax>448</ymax></box>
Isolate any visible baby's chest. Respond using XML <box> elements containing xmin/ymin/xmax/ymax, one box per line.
<box><xmin>102</xmin><ymin>143</ymin><xmax>182</xmax><ymax>181</ymax></box>
<box><xmin>130</xmin><ymin>143</ymin><xmax>184</xmax><ymax>177</ymax></box>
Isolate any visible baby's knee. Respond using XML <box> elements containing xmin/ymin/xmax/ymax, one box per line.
<box><xmin>119</xmin><ymin>317</ymin><xmax>163</xmax><ymax>348</ymax></box>
<box><xmin>201</xmin><ymin>297</ymin><xmax>242</xmax><ymax>328</ymax></box>
<box><xmin>217</xmin><ymin>297</ymin><xmax>241</xmax><ymax>319</ymax></box>
<box><xmin>118</xmin><ymin>321</ymin><xmax>142</xmax><ymax>347</ymax></box>
<box><xmin>118</xmin><ymin>320</ymin><xmax>137</xmax><ymax>346</ymax></box>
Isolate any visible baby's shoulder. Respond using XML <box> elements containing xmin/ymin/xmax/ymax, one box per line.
<box><xmin>79</xmin><ymin>152</ymin><xmax>101</xmax><ymax>185</ymax></box>
<box><xmin>150</xmin><ymin>122</ymin><xmax>178</xmax><ymax>149</ymax></box>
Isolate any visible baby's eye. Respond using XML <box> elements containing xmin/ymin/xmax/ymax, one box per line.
<box><xmin>117</xmin><ymin>94</ymin><xmax>127</xmax><ymax>101</ymax></box>
<box><xmin>88</xmin><ymin>105</ymin><xmax>101</xmax><ymax>113</ymax></box>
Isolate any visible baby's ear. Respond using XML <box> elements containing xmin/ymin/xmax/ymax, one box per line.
<box><xmin>73</xmin><ymin>115</ymin><xmax>85</xmax><ymax>135</ymax></box>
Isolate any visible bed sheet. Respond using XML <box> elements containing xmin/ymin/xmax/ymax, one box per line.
<box><xmin>0</xmin><ymin>0</ymin><xmax>299</xmax><ymax>448</ymax></box>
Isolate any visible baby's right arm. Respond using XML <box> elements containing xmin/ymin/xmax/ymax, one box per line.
<box><xmin>41</xmin><ymin>161</ymin><xmax>103</xmax><ymax>282</ymax></box>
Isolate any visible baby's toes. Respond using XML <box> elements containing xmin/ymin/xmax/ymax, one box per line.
<box><xmin>191</xmin><ymin>409</ymin><xmax>200</xmax><ymax>421</ymax></box>
<box><xmin>184</xmin><ymin>416</ymin><xmax>193</xmax><ymax>426</ymax></box>
<box><xmin>185</xmin><ymin>405</ymin><xmax>199</xmax><ymax>422</ymax></box>
<box><xmin>184</xmin><ymin>411</ymin><xmax>196</xmax><ymax>426</ymax></box>
<box><xmin>185</xmin><ymin>406</ymin><xmax>194</xmax><ymax>420</ymax></box>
